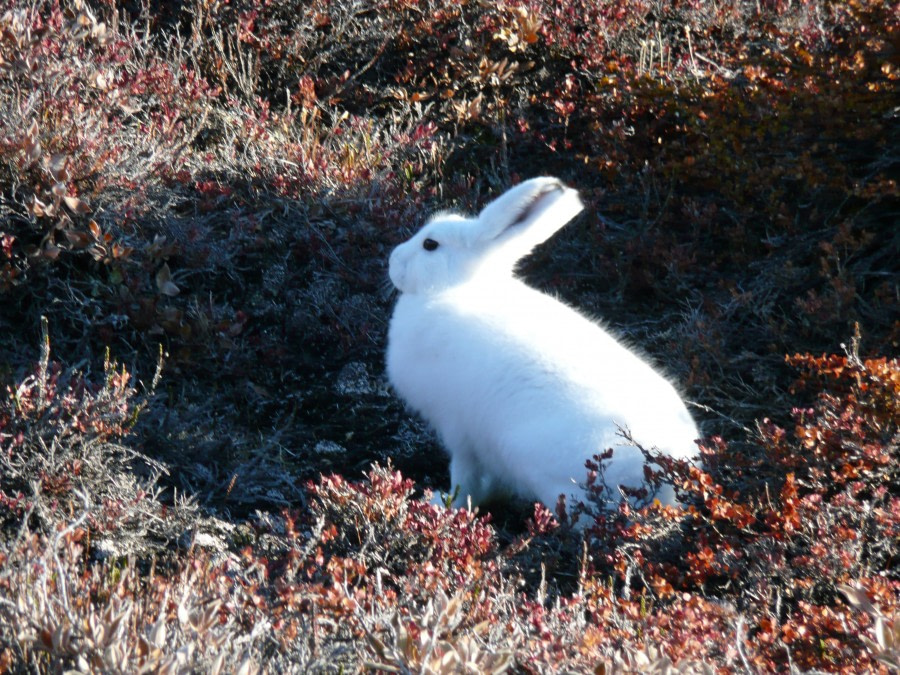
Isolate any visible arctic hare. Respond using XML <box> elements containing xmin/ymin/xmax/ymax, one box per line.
<box><xmin>386</xmin><ymin>177</ymin><xmax>698</xmax><ymax>516</ymax></box>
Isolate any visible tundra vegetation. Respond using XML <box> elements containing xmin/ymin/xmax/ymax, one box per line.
<box><xmin>0</xmin><ymin>0</ymin><xmax>896</xmax><ymax>672</ymax></box>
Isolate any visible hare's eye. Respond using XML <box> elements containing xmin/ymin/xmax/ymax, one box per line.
<box><xmin>423</xmin><ymin>238</ymin><xmax>439</xmax><ymax>251</ymax></box>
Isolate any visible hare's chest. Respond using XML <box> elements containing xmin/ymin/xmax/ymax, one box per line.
<box><xmin>387</xmin><ymin>297</ymin><xmax>454</xmax><ymax>403</ymax></box>
<box><xmin>387</xmin><ymin>294</ymin><xmax>503</xmax><ymax>416</ymax></box>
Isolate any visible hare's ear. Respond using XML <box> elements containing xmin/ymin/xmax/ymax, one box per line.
<box><xmin>469</xmin><ymin>177</ymin><xmax>583</xmax><ymax>265</ymax></box>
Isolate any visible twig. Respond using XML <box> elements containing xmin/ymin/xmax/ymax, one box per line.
<box><xmin>37</xmin><ymin>316</ymin><xmax>50</xmax><ymax>414</ymax></box>
<box><xmin>326</xmin><ymin>32</ymin><xmax>392</xmax><ymax>103</ymax></box>
<box><xmin>686</xmin><ymin>400</ymin><xmax>754</xmax><ymax>435</ymax></box>
<box><xmin>694</xmin><ymin>52</ymin><xmax>736</xmax><ymax>78</ymax></box>
<box><xmin>735</xmin><ymin>615</ymin><xmax>755</xmax><ymax>674</ymax></box>
<box><xmin>49</xmin><ymin>489</ymin><xmax>92</xmax><ymax>620</ymax></box>
<box><xmin>685</xmin><ymin>26</ymin><xmax>697</xmax><ymax>73</ymax></box>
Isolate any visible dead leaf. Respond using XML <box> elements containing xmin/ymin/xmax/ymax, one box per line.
<box><xmin>29</xmin><ymin>197</ymin><xmax>46</xmax><ymax>218</ymax></box>
<box><xmin>48</xmin><ymin>154</ymin><xmax>70</xmax><ymax>181</ymax></box>
<box><xmin>838</xmin><ymin>584</ymin><xmax>878</xmax><ymax>615</ymax></box>
<box><xmin>156</xmin><ymin>263</ymin><xmax>180</xmax><ymax>296</ymax></box>
<box><xmin>515</xmin><ymin>7</ymin><xmax>542</xmax><ymax>45</ymax></box>
<box><xmin>63</xmin><ymin>230</ymin><xmax>92</xmax><ymax>248</ymax></box>
<box><xmin>109</xmin><ymin>243</ymin><xmax>132</xmax><ymax>260</ymax></box>
<box><xmin>24</xmin><ymin>139</ymin><xmax>41</xmax><ymax>166</ymax></box>
<box><xmin>64</xmin><ymin>195</ymin><xmax>91</xmax><ymax>214</ymax></box>
<box><xmin>248</xmin><ymin>382</ymin><xmax>271</xmax><ymax>399</ymax></box>
<box><xmin>149</xmin><ymin>615</ymin><xmax>166</xmax><ymax>648</ymax></box>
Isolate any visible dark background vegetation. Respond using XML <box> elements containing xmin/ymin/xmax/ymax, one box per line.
<box><xmin>0</xmin><ymin>0</ymin><xmax>897</xmax><ymax>671</ymax></box>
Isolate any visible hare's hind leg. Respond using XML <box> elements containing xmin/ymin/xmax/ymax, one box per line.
<box><xmin>447</xmin><ymin>448</ymin><xmax>499</xmax><ymax>508</ymax></box>
<box><xmin>429</xmin><ymin>432</ymin><xmax>497</xmax><ymax>508</ymax></box>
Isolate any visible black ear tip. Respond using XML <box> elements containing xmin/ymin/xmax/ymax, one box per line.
<box><xmin>510</xmin><ymin>181</ymin><xmax>567</xmax><ymax>227</ymax></box>
<box><xmin>544</xmin><ymin>179</ymin><xmax>565</xmax><ymax>195</ymax></box>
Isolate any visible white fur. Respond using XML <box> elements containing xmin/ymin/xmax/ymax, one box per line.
<box><xmin>386</xmin><ymin>177</ymin><xmax>698</xmax><ymax>516</ymax></box>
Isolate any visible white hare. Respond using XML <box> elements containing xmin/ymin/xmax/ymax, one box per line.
<box><xmin>386</xmin><ymin>177</ymin><xmax>698</xmax><ymax>517</ymax></box>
